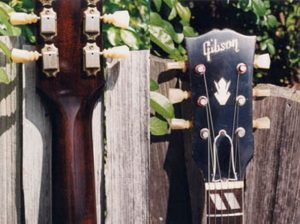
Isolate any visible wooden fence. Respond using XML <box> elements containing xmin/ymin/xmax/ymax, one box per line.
<box><xmin>1</xmin><ymin>37</ymin><xmax>300</xmax><ymax>224</ymax></box>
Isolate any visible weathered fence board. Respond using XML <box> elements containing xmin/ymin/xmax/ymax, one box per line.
<box><xmin>105</xmin><ymin>50</ymin><xmax>150</xmax><ymax>224</ymax></box>
<box><xmin>245</xmin><ymin>84</ymin><xmax>300</xmax><ymax>224</ymax></box>
<box><xmin>149</xmin><ymin>56</ymin><xmax>192</xmax><ymax>224</ymax></box>
<box><xmin>0</xmin><ymin>36</ymin><xmax>22</xmax><ymax>224</ymax></box>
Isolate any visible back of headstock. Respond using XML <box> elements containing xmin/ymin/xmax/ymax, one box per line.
<box><xmin>9</xmin><ymin>0</ymin><xmax>130</xmax><ymax>223</ymax></box>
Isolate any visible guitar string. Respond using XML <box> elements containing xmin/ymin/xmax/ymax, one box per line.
<box><xmin>205</xmin><ymin>103</ymin><xmax>212</xmax><ymax>224</ymax></box>
<box><xmin>204</xmin><ymin>73</ymin><xmax>213</xmax><ymax>224</ymax></box>
<box><xmin>203</xmin><ymin>72</ymin><xmax>224</xmax><ymax>224</ymax></box>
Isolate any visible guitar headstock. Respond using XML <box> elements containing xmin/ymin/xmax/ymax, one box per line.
<box><xmin>168</xmin><ymin>29</ymin><xmax>271</xmax><ymax>182</ymax></box>
<box><xmin>10</xmin><ymin>0</ymin><xmax>130</xmax><ymax>102</ymax></box>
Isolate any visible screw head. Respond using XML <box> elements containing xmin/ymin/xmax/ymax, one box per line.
<box><xmin>197</xmin><ymin>96</ymin><xmax>208</xmax><ymax>106</ymax></box>
<box><xmin>200</xmin><ymin>128</ymin><xmax>210</xmax><ymax>140</ymax></box>
<box><xmin>236</xmin><ymin>127</ymin><xmax>246</xmax><ymax>138</ymax></box>
<box><xmin>237</xmin><ymin>63</ymin><xmax>247</xmax><ymax>74</ymax></box>
<box><xmin>195</xmin><ymin>64</ymin><xmax>206</xmax><ymax>75</ymax></box>
<box><xmin>236</xmin><ymin>95</ymin><xmax>246</xmax><ymax>106</ymax></box>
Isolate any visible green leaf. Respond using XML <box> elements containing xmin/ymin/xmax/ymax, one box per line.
<box><xmin>267</xmin><ymin>42</ymin><xmax>276</xmax><ymax>55</ymax></box>
<box><xmin>183</xmin><ymin>26</ymin><xmax>198</xmax><ymax>37</ymax></box>
<box><xmin>175</xmin><ymin>2</ymin><xmax>191</xmax><ymax>23</ymax></box>
<box><xmin>168</xmin><ymin>7</ymin><xmax>177</xmax><ymax>20</ymax></box>
<box><xmin>0</xmin><ymin>40</ymin><xmax>11</xmax><ymax>60</ymax></box>
<box><xmin>153</xmin><ymin>0</ymin><xmax>162</xmax><ymax>11</ymax></box>
<box><xmin>0</xmin><ymin>67</ymin><xmax>10</xmax><ymax>84</ymax></box>
<box><xmin>267</xmin><ymin>15</ymin><xmax>279</xmax><ymax>28</ymax></box>
<box><xmin>149</xmin><ymin>25</ymin><xmax>176</xmax><ymax>54</ymax></box>
<box><xmin>150</xmin><ymin>116</ymin><xmax>169</xmax><ymax>136</ymax></box>
<box><xmin>150</xmin><ymin>12</ymin><xmax>184</xmax><ymax>44</ymax></box>
<box><xmin>150</xmin><ymin>91</ymin><xmax>175</xmax><ymax>119</ymax></box>
<box><xmin>252</xmin><ymin>0</ymin><xmax>267</xmax><ymax>17</ymax></box>
<box><xmin>150</xmin><ymin>79</ymin><xmax>159</xmax><ymax>91</ymax></box>
<box><xmin>120</xmin><ymin>29</ymin><xmax>139</xmax><ymax>50</ymax></box>
<box><xmin>107</xmin><ymin>26</ymin><xmax>121</xmax><ymax>46</ymax></box>
<box><xmin>163</xmin><ymin>0</ymin><xmax>176</xmax><ymax>9</ymax></box>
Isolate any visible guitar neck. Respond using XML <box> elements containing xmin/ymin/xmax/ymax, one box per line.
<box><xmin>205</xmin><ymin>181</ymin><xmax>244</xmax><ymax>224</ymax></box>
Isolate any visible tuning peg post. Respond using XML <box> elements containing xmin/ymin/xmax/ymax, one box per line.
<box><xmin>253</xmin><ymin>88</ymin><xmax>271</xmax><ymax>97</ymax></box>
<box><xmin>9</xmin><ymin>12</ymin><xmax>39</xmax><ymax>25</ymax></box>
<box><xmin>11</xmin><ymin>49</ymin><xmax>41</xmax><ymax>63</ymax></box>
<box><xmin>170</xmin><ymin>119</ymin><xmax>192</xmax><ymax>130</ymax></box>
<box><xmin>101</xmin><ymin>45</ymin><xmax>130</xmax><ymax>59</ymax></box>
<box><xmin>101</xmin><ymin>11</ymin><xmax>130</xmax><ymax>29</ymax></box>
<box><xmin>164</xmin><ymin>61</ymin><xmax>187</xmax><ymax>72</ymax></box>
<box><xmin>168</xmin><ymin>88</ymin><xmax>191</xmax><ymax>104</ymax></box>
<box><xmin>254</xmin><ymin>54</ymin><xmax>271</xmax><ymax>69</ymax></box>
<box><xmin>253</xmin><ymin>117</ymin><xmax>270</xmax><ymax>129</ymax></box>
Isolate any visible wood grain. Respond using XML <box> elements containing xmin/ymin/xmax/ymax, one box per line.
<box><xmin>0</xmin><ymin>36</ymin><xmax>22</xmax><ymax>224</ymax></box>
<box><xmin>150</xmin><ymin>56</ymin><xmax>192</xmax><ymax>224</ymax></box>
<box><xmin>22</xmin><ymin>45</ymin><xmax>103</xmax><ymax>224</ymax></box>
<box><xmin>105</xmin><ymin>50</ymin><xmax>150</xmax><ymax>224</ymax></box>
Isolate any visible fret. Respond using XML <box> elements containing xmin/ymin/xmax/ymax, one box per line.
<box><xmin>206</xmin><ymin>181</ymin><xmax>244</xmax><ymax>224</ymax></box>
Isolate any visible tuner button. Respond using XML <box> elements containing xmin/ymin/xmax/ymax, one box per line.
<box><xmin>101</xmin><ymin>45</ymin><xmax>130</xmax><ymax>59</ymax></box>
<box><xmin>200</xmin><ymin>128</ymin><xmax>210</xmax><ymax>139</ymax></box>
<box><xmin>195</xmin><ymin>64</ymin><xmax>206</xmax><ymax>75</ymax></box>
<box><xmin>254</xmin><ymin>54</ymin><xmax>271</xmax><ymax>69</ymax></box>
<box><xmin>253</xmin><ymin>88</ymin><xmax>271</xmax><ymax>97</ymax></box>
<box><xmin>168</xmin><ymin>88</ymin><xmax>191</xmax><ymax>104</ymax></box>
<box><xmin>235</xmin><ymin>127</ymin><xmax>246</xmax><ymax>138</ymax></box>
<box><xmin>101</xmin><ymin>11</ymin><xmax>130</xmax><ymax>29</ymax></box>
<box><xmin>253</xmin><ymin>117</ymin><xmax>271</xmax><ymax>129</ymax></box>
<box><xmin>197</xmin><ymin>96</ymin><xmax>208</xmax><ymax>107</ymax></box>
<box><xmin>11</xmin><ymin>49</ymin><xmax>41</xmax><ymax>64</ymax></box>
<box><xmin>164</xmin><ymin>61</ymin><xmax>187</xmax><ymax>72</ymax></box>
<box><xmin>237</xmin><ymin>63</ymin><xmax>247</xmax><ymax>74</ymax></box>
<box><xmin>236</xmin><ymin>95</ymin><xmax>246</xmax><ymax>106</ymax></box>
<box><xmin>170</xmin><ymin>119</ymin><xmax>192</xmax><ymax>130</ymax></box>
<box><xmin>9</xmin><ymin>12</ymin><xmax>39</xmax><ymax>25</ymax></box>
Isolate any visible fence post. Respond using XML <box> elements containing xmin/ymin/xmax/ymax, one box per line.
<box><xmin>0</xmin><ymin>36</ymin><xmax>22</xmax><ymax>224</ymax></box>
<box><xmin>105</xmin><ymin>50</ymin><xmax>150</xmax><ymax>224</ymax></box>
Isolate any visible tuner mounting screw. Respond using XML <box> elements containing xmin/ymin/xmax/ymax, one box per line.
<box><xmin>197</xmin><ymin>96</ymin><xmax>208</xmax><ymax>107</ymax></box>
<box><xmin>236</xmin><ymin>127</ymin><xmax>246</xmax><ymax>138</ymax></box>
<box><xmin>195</xmin><ymin>64</ymin><xmax>206</xmax><ymax>75</ymax></box>
<box><xmin>200</xmin><ymin>128</ymin><xmax>210</xmax><ymax>140</ymax></box>
<box><xmin>237</xmin><ymin>63</ymin><xmax>247</xmax><ymax>74</ymax></box>
<box><xmin>236</xmin><ymin>95</ymin><xmax>246</xmax><ymax>106</ymax></box>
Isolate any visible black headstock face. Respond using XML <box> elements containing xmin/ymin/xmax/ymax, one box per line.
<box><xmin>185</xmin><ymin>29</ymin><xmax>256</xmax><ymax>181</ymax></box>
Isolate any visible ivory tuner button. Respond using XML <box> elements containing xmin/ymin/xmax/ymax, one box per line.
<box><xmin>11</xmin><ymin>49</ymin><xmax>41</xmax><ymax>63</ymax></box>
<box><xmin>101</xmin><ymin>45</ymin><xmax>130</xmax><ymax>59</ymax></box>
<box><xmin>253</xmin><ymin>88</ymin><xmax>271</xmax><ymax>97</ymax></box>
<box><xmin>9</xmin><ymin>12</ymin><xmax>39</xmax><ymax>25</ymax></box>
<box><xmin>101</xmin><ymin>10</ymin><xmax>130</xmax><ymax>29</ymax></box>
<box><xmin>170</xmin><ymin>119</ymin><xmax>192</xmax><ymax>130</ymax></box>
<box><xmin>168</xmin><ymin>88</ymin><xmax>191</xmax><ymax>104</ymax></box>
<box><xmin>254</xmin><ymin>54</ymin><xmax>271</xmax><ymax>69</ymax></box>
<box><xmin>164</xmin><ymin>61</ymin><xmax>187</xmax><ymax>72</ymax></box>
<box><xmin>253</xmin><ymin>117</ymin><xmax>271</xmax><ymax>129</ymax></box>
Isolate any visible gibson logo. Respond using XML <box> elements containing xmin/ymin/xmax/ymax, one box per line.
<box><xmin>203</xmin><ymin>38</ymin><xmax>240</xmax><ymax>62</ymax></box>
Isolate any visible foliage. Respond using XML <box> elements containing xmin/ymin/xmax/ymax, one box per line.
<box><xmin>150</xmin><ymin>0</ymin><xmax>299</xmax><ymax>86</ymax></box>
<box><xmin>103</xmin><ymin>0</ymin><xmax>150</xmax><ymax>50</ymax></box>
<box><xmin>150</xmin><ymin>79</ymin><xmax>175</xmax><ymax>136</ymax></box>
<box><xmin>149</xmin><ymin>0</ymin><xmax>198</xmax><ymax>61</ymax></box>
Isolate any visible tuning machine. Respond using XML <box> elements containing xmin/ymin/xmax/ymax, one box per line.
<box><xmin>170</xmin><ymin>119</ymin><xmax>192</xmax><ymax>130</ymax></box>
<box><xmin>11</xmin><ymin>44</ymin><xmax>59</xmax><ymax>77</ymax></box>
<box><xmin>168</xmin><ymin>88</ymin><xmax>191</xmax><ymax>104</ymax></box>
<box><xmin>9</xmin><ymin>7</ymin><xmax>57</xmax><ymax>40</ymax></box>
<box><xmin>84</xmin><ymin>7</ymin><xmax>130</xmax><ymax>40</ymax></box>
<box><xmin>83</xmin><ymin>43</ymin><xmax>130</xmax><ymax>76</ymax></box>
<box><xmin>253</xmin><ymin>117</ymin><xmax>271</xmax><ymax>129</ymax></box>
<box><xmin>254</xmin><ymin>54</ymin><xmax>271</xmax><ymax>69</ymax></box>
